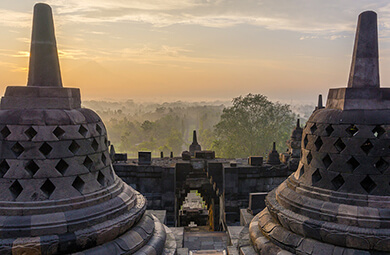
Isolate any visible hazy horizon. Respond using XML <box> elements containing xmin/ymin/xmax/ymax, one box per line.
<box><xmin>1</xmin><ymin>0</ymin><xmax>390</xmax><ymax>103</ymax></box>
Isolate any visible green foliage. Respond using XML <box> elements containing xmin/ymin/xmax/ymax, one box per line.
<box><xmin>213</xmin><ymin>94</ymin><xmax>295</xmax><ymax>158</ymax></box>
<box><xmin>94</xmin><ymin>101</ymin><xmax>224</xmax><ymax>157</ymax></box>
<box><xmin>85</xmin><ymin>97</ymin><xmax>298</xmax><ymax>159</ymax></box>
<box><xmin>198</xmin><ymin>128</ymin><xmax>216</xmax><ymax>150</ymax></box>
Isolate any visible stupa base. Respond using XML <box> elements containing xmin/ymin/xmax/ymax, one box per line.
<box><xmin>75</xmin><ymin>213</ymin><xmax>173</xmax><ymax>255</ymax></box>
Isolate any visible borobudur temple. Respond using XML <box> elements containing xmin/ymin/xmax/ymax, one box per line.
<box><xmin>248</xmin><ymin>11</ymin><xmax>390</xmax><ymax>255</ymax></box>
<box><xmin>0</xmin><ymin>3</ymin><xmax>173</xmax><ymax>255</ymax></box>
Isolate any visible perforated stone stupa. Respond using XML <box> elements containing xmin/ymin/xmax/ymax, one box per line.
<box><xmin>0</xmin><ymin>3</ymin><xmax>173</xmax><ymax>254</ymax></box>
<box><xmin>248</xmin><ymin>11</ymin><xmax>390</xmax><ymax>254</ymax></box>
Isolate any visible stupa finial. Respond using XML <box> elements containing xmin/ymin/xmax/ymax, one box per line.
<box><xmin>348</xmin><ymin>11</ymin><xmax>379</xmax><ymax>88</ymax></box>
<box><xmin>27</xmin><ymin>3</ymin><xmax>62</xmax><ymax>87</ymax></box>
<box><xmin>318</xmin><ymin>94</ymin><xmax>323</xmax><ymax>108</ymax></box>
<box><xmin>193</xmin><ymin>130</ymin><xmax>198</xmax><ymax>144</ymax></box>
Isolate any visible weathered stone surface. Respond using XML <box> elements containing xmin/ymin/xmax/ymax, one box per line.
<box><xmin>348</xmin><ymin>11</ymin><xmax>379</xmax><ymax>89</ymax></box>
<box><xmin>189</xmin><ymin>130</ymin><xmax>201</xmax><ymax>156</ymax></box>
<box><xmin>0</xmin><ymin>3</ymin><xmax>171</xmax><ymax>255</ymax></box>
<box><xmin>249</xmin><ymin>10</ymin><xmax>390</xmax><ymax>255</ymax></box>
<box><xmin>267</xmin><ymin>142</ymin><xmax>281</xmax><ymax>165</ymax></box>
<box><xmin>27</xmin><ymin>3</ymin><xmax>62</xmax><ymax>88</ymax></box>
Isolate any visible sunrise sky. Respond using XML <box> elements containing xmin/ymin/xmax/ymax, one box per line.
<box><xmin>1</xmin><ymin>0</ymin><xmax>390</xmax><ymax>103</ymax></box>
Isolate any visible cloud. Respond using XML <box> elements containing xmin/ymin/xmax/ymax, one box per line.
<box><xmin>121</xmin><ymin>45</ymin><xmax>192</xmax><ymax>59</ymax></box>
<box><xmin>2</xmin><ymin>0</ymin><xmax>390</xmax><ymax>38</ymax></box>
<box><xmin>11</xmin><ymin>51</ymin><xmax>30</xmax><ymax>58</ymax></box>
<box><xmin>45</xmin><ymin>0</ymin><xmax>221</xmax><ymax>12</ymax></box>
<box><xmin>58</xmin><ymin>49</ymin><xmax>88</xmax><ymax>60</ymax></box>
<box><xmin>39</xmin><ymin>0</ymin><xmax>368</xmax><ymax>36</ymax></box>
<box><xmin>0</xmin><ymin>9</ymin><xmax>31</xmax><ymax>28</ymax></box>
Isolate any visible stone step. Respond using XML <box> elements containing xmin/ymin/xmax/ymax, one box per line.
<box><xmin>190</xmin><ymin>250</ymin><xmax>226</xmax><ymax>255</ymax></box>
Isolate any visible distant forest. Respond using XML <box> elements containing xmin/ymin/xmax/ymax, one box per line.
<box><xmin>83</xmin><ymin>97</ymin><xmax>314</xmax><ymax>158</ymax></box>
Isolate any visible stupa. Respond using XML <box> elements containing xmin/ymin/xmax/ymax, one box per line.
<box><xmin>286</xmin><ymin>119</ymin><xmax>303</xmax><ymax>171</ymax></box>
<box><xmin>249</xmin><ymin>11</ymin><xmax>390</xmax><ymax>254</ymax></box>
<box><xmin>266</xmin><ymin>142</ymin><xmax>281</xmax><ymax>166</ymax></box>
<box><xmin>189</xmin><ymin>130</ymin><xmax>201</xmax><ymax>156</ymax></box>
<box><xmin>0</xmin><ymin>3</ymin><xmax>173</xmax><ymax>254</ymax></box>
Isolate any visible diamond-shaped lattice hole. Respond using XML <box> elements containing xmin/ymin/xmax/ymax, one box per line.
<box><xmin>25</xmin><ymin>127</ymin><xmax>37</xmax><ymax>140</ymax></box>
<box><xmin>97</xmin><ymin>171</ymin><xmax>105</xmax><ymax>186</ymax></box>
<box><xmin>322</xmin><ymin>154</ymin><xmax>332</xmax><ymax>169</ymax></box>
<box><xmin>375</xmin><ymin>157</ymin><xmax>389</xmax><ymax>173</ymax></box>
<box><xmin>334</xmin><ymin>138</ymin><xmax>346</xmax><ymax>152</ymax></box>
<box><xmin>373</xmin><ymin>125</ymin><xmax>386</xmax><ymax>138</ymax></box>
<box><xmin>68</xmin><ymin>141</ymin><xmax>80</xmax><ymax>154</ymax></box>
<box><xmin>303</xmin><ymin>135</ymin><xmax>308</xmax><ymax>148</ymax></box>
<box><xmin>53</xmin><ymin>126</ymin><xmax>65</xmax><ymax>139</ymax></box>
<box><xmin>0</xmin><ymin>160</ymin><xmax>10</xmax><ymax>177</ymax></box>
<box><xmin>346</xmin><ymin>125</ymin><xmax>359</xmax><ymax>137</ymax></box>
<box><xmin>101</xmin><ymin>153</ymin><xmax>107</xmax><ymax>165</ymax></box>
<box><xmin>1</xmin><ymin>126</ymin><xmax>11</xmax><ymax>139</ymax></box>
<box><xmin>104</xmin><ymin>137</ymin><xmax>108</xmax><ymax>147</ymax></box>
<box><xmin>96</xmin><ymin>124</ymin><xmax>102</xmax><ymax>135</ymax></box>
<box><xmin>325</xmin><ymin>125</ymin><xmax>334</xmax><ymax>136</ymax></box>
<box><xmin>72</xmin><ymin>176</ymin><xmax>85</xmax><ymax>193</ymax></box>
<box><xmin>91</xmin><ymin>139</ymin><xmax>99</xmax><ymax>152</ymax></box>
<box><xmin>25</xmin><ymin>160</ymin><xmax>39</xmax><ymax>177</ymax></box>
<box><xmin>314</xmin><ymin>137</ymin><xmax>323</xmax><ymax>151</ymax></box>
<box><xmin>360</xmin><ymin>175</ymin><xmax>377</xmax><ymax>194</ymax></box>
<box><xmin>78</xmin><ymin>125</ymin><xmax>88</xmax><ymax>137</ymax></box>
<box><xmin>306</xmin><ymin>151</ymin><xmax>312</xmax><ymax>165</ymax></box>
<box><xmin>83</xmin><ymin>156</ymin><xmax>93</xmax><ymax>171</ymax></box>
<box><xmin>347</xmin><ymin>156</ymin><xmax>360</xmax><ymax>172</ymax></box>
<box><xmin>361</xmin><ymin>139</ymin><xmax>373</xmax><ymax>155</ymax></box>
<box><xmin>310</xmin><ymin>123</ymin><xmax>317</xmax><ymax>134</ymax></box>
<box><xmin>39</xmin><ymin>142</ymin><xmax>52</xmax><ymax>156</ymax></box>
<box><xmin>55</xmin><ymin>159</ymin><xmax>69</xmax><ymax>175</ymax></box>
<box><xmin>9</xmin><ymin>180</ymin><xmax>23</xmax><ymax>200</ymax></box>
<box><xmin>312</xmin><ymin>169</ymin><xmax>322</xmax><ymax>183</ymax></box>
<box><xmin>11</xmin><ymin>142</ymin><xmax>24</xmax><ymax>157</ymax></box>
<box><xmin>40</xmin><ymin>179</ymin><xmax>55</xmax><ymax>198</ymax></box>
<box><xmin>331</xmin><ymin>174</ymin><xmax>345</xmax><ymax>190</ymax></box>
<box><xmin>299</xmin><ymin>165</ymin><xmax>304</xmax><ymax>178</ymax></box>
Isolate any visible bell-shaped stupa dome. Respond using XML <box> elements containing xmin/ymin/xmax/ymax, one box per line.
<box><xmin>249</xmin><ymin>11</ymin><xmax>390</xmax><ymax>254</ymax></box>
<box><xmin>0</xmin><ymin>3</ymin><xmax>172</xmax><ymax>254</ymax></box>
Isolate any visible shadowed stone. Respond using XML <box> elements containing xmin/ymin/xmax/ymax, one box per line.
<box><xmin>189</xmin><ymin>130</ymin><xmax>201</xmax><ymax>156</ymax></box>
<box><xmin>27</xmin><ymin>3</ymin><xmax>62</xmax><ymax>88</ymax></box>
<box><xmin>1</xmin><ymin>3</ymin><xmax>80</xmax><ymax>110</ymax></box>
<box><xmin>348</xmin><ymin>11</ymin><xmax>379</xmax><ymax>88</ymax></box>
<box><xmin>315</xmin><ymin>94</ymin><xmax>324</xmax><ymax>111</ymax></box>
<box><xmin>249</xmin><ymin>10</ymin><xmax>390</xmax><ymax>255</ymax></box>
<box><xmin>267</xmin><ymin>142</ymin><xmax>280</xmax><ymax>165</ymax></box>
<box><xmin>0</xmin><ymin>3</ymin><xmax>170</xmax><ymax>254</ymax></box>
<box><xmin>325</xmin><ymin>11</ymin><xmax>390</xmax><ymax>110</ymax></box>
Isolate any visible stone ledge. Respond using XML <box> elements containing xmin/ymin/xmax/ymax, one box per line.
<box><xmin>1</xmin><ymin>86</ymin><xmax>81</xmax><ymax>110</ymax></box>
<box><xmin>261</xmin><ymin>189</ymin><xmax>390</xmax><ymax>253</ymax></box>
<box><xmin>327</xmin><ymin>88</ymin><xmax>390</xmax><ymax>110</ymax></box>
<box><xmin>250</xmin><ymin>208</ymin><xmax>378</xmax><ymax>255</ymax></box>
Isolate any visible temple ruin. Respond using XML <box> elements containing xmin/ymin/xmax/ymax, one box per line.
<box><xmin>1</xmin><ymin>3</ymin><xmax>388</xmax><ymax>255</ymax></box>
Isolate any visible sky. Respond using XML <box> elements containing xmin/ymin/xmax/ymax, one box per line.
<box><xmin>1</xmin><ymin>1</ymin><xmax>390</xmax><ymax>103</ymax></box>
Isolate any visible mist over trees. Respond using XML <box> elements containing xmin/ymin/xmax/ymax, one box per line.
<box><xmin>83</xmin><ymin>95</ymin><xmax>309</xmax><ymax>158</ymax></box>
<box><xmin>83</xmin><ymin>100</ymin><xmax>224</xmax><ymax>157</ymax></box>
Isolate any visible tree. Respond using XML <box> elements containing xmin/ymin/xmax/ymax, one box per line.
<box><xmin>214</xmin><ymin>93</ymin><xmax>295</xmax><ymax>158</ymax></box>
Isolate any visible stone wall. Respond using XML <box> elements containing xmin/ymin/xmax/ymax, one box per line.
<box><xmin>113</xmin><ymin>159</ymin><xmax>292</xmax><ymax>226</ymax></box>
<box><xmin>221</xmin><ymin>165</ymin><xmax>291</xmax><ymax>224</ymax></box>
<box><xmin>114</xmin><ymin>163</ymin><xmax>176</xmax><ymax>225</ymax></box>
